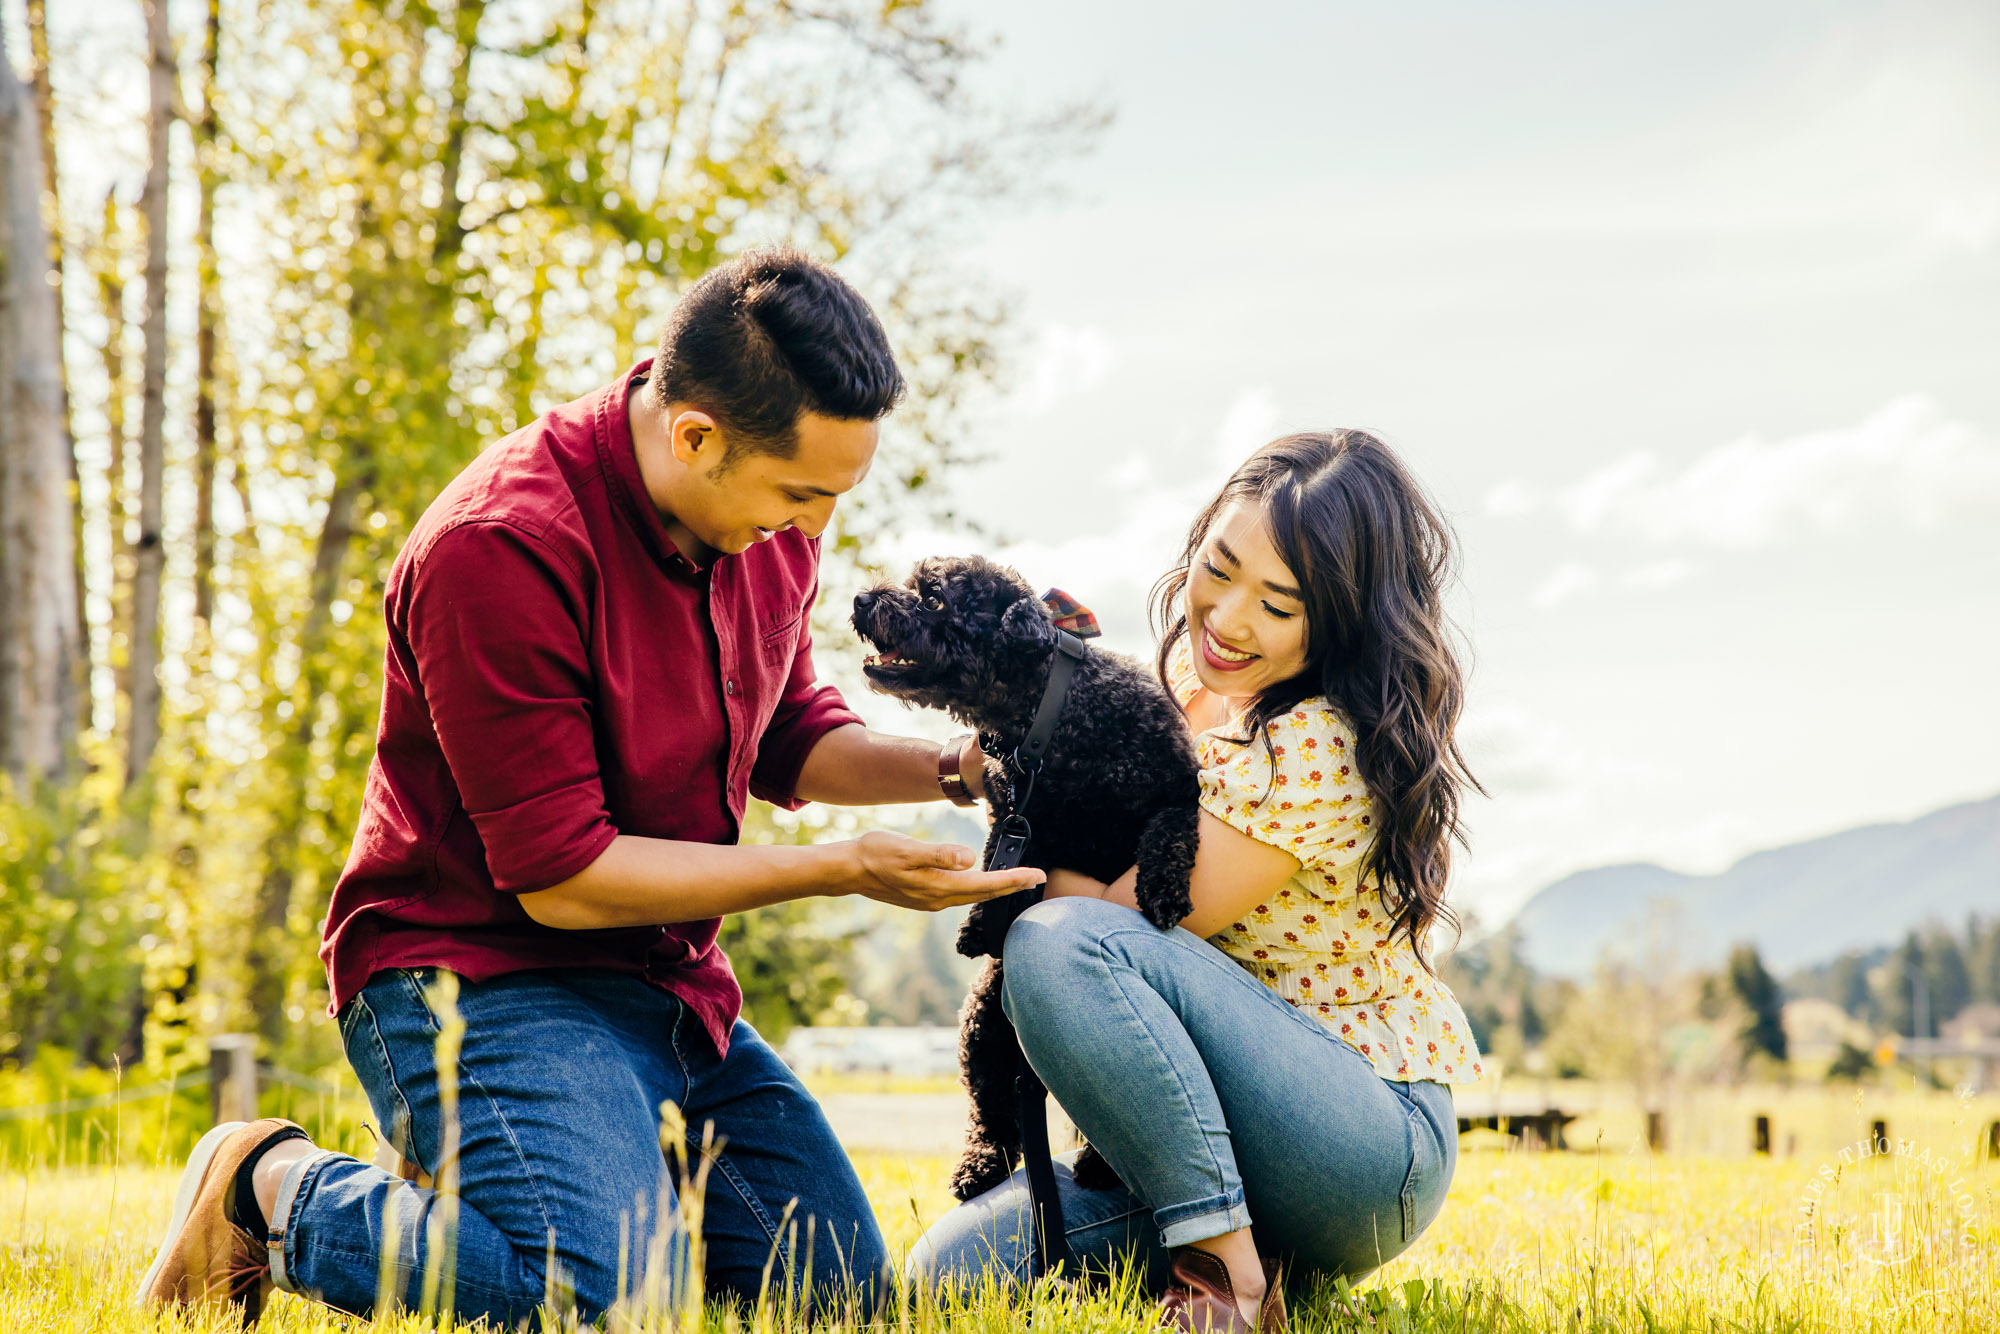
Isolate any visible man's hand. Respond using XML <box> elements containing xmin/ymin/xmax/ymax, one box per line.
<box><xmin>841</xmin><ymin>831</ymin><xmax>1043</xmax><ymax>911</ymax></box>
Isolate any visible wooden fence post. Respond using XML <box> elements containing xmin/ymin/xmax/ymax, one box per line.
<box><xmin>1986</xmin><ymin>1120</ymin><xmax>1998</xmax><ymax>1162</ymax></box>
<box><xmin>1645</xmin><ymin>1109</ymin><xmax>1664</xmax><ymax>1152</ymax></box>
<box><xmin>209</xmin><ymin>1034</ymin><xmax>258</xmax><ymax>1126</ymax></box>
<box><xmin>1870</xmin><ymin>1119</ymin><xmax>1888</xmax><ymax>1153</ymax></box>
<box><xmin>1753</xmin><ymin>1114</ymin><xmax>1771</xmax><ymax>1155</ymax></box>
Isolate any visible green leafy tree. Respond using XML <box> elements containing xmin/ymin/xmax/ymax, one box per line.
<box><xmin>1724</xmin><ymin>943</ymin><xmax>1787</xmax><ymax>1065</ymax></box>
<box><xmin>1922</xmin><ymin>926</ymin><xmax>1971</xmax><ymax>1028</ymax></box>
<box><xmin>1825</xmin><ymin>949</ymin><xmax>1877</xmax><ymax>1024</ymax></box>
<box><xmin>1876</xmin><ymin>932</ymin><xmax>1925</xmax><ymax>1038</ymax></box>
<box><xmin>4</xmin><ymin>0</ymin><xmax>1096</xmax><ymax>1072</ymax></box>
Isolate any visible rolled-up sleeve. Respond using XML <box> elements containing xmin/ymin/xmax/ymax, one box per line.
<box><xmin>749</xmin><ymin>591</ymin><xmax>862</xmax><ymax>810</ymax></box>
<box><xmin>405</xmin><ymin>519</ymin><xmax>620</xmax><ymax>893</ymax></box>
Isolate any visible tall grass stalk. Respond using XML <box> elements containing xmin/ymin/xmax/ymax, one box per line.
<box><xmin>420</xmin><ymin>972</ymin><xmax>466</xmax><ymax>1326</ymax></box>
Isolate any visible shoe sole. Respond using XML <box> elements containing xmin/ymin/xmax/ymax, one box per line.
<box><xmin>136</xmin><ymin>1120</ymin><xmax>246</xmax><ymax>1307</ymax></box>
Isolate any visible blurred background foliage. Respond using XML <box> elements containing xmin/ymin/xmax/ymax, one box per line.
<box><xmin>2</xmin><ymin>0</ymin><xmax>1993</xmax><ymax>1122</ymax></box>
<box><xmin>0</xmin><ymin>0</ymin><xmax>1095</xmax><ymax>1083</ymax></box>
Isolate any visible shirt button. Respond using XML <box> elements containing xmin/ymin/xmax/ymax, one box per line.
<box><xmin>724</xmin><ymin>679</ymin><xmax>736</xmax><ymax>697</ymax></box>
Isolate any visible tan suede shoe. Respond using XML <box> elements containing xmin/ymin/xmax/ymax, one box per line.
<box><xmin>1157</xmin><ymin>1247</ymin><xmax>1288</xmax><ymax>1334</ymax></box>
<box><xmin>137</xmin><ymin>1117</ymin><xmax>306</xmax><ymax>1323</ymax></box>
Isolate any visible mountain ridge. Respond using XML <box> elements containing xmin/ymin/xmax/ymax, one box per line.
<box><xmin>1504</xmin><ymin>792</ymin><xmax>2000</xmax><ymax>978</ymax></box>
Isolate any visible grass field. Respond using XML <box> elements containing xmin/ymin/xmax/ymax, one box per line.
<box><xmin>3</xmin><ymin>1084</ymin><xmax>1995</xmax><ymax>1334</ymax></box>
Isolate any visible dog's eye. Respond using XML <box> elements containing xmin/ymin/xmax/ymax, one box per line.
<box><xmin>923</xmin><ymin>595</ymin><xmax>946</xmax><ymax>612</ymax></box>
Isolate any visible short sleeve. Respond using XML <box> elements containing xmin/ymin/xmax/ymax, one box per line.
<box><xmin>1197</xmin><ymin>704</ymin><xmax>1372</xmax><ymax>872</ymax></box>
<box><xmin>404</xmin><ymin>520</ymin><xmax>619</xmax><ymax>894</ymax></box>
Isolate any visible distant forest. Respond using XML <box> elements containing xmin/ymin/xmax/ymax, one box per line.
<box><xmin>1437</xmin><ymin>911</ymin><xmax>2000</xmax><ymax>1083</ymax></box>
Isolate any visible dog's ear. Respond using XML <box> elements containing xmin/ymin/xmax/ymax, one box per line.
<box><xmin>999</xmin><ymin>596</ymin><xmax>1055</xmax><ymax>659</ymax></box>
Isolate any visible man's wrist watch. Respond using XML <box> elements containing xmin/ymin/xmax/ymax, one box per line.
<box><xmin>937</xmin><ymin>734</ymin><xmax>979</xmax><ymax>806</ymax></box>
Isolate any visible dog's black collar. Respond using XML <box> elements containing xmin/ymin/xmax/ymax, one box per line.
<box><xmin>983</xmin><ymin>629</ymin><xmax>1087</xmax><ymax>872</ymax></box>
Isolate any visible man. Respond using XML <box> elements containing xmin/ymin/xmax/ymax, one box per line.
<box><xmin>140</xmin><ymin>247</ymin><xmax>1042</xmax><ymax>1326</ymax></box>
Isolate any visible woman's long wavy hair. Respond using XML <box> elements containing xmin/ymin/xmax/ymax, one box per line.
<box><xmin>1151</xmin><ymin>431</ymin><xmax>1482</xmax><ymax>978</ymax></box>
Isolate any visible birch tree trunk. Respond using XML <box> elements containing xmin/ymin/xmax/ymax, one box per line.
<box><xmin>0</xmin><ymin>23</ymin><xmax>84</xmax><ymax>787</ymax></box>
<box><xmin>93</xmin><ymin>190</ymin><xmax>132</xmax><ymax>749</ymax></box>
<box><xmin>127</xmin><ymin>0</ymin><xmax>174</xmax><ymax>789</ymax></box>
<box><xmin>193</xmin><ymin>0</ymin><xmax>220</xmax><ymax>630</ymax></box>
<box><xmin>26</xmin><ymin>0</ymin><xmax>90</xmax><ymax>727</ymax></box>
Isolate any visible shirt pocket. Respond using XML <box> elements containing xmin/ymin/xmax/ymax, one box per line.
<box><xmin>759</xmin><ymin>605</ymin><xmax>804</xmax><ymax>649</ymax></box>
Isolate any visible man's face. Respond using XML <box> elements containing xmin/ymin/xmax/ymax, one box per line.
<box><xmin>679</xmin><ymin>411</ymin><xmax>878</xmax><ymax>556</ymax></box>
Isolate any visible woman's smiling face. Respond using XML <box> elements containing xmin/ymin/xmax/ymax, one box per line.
<box><xmin>1184</xmin><ymin>500</ymin><xmax>1310</xmax><ymax>698</ymax></box>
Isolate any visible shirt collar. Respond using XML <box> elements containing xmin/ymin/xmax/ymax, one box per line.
<box><xmin>596</xmin><ymin>357</ymin><xmax>706</xmax><ymax>575</ymax></box>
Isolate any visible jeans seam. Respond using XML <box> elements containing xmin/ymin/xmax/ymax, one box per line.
<box><xmin>1112</xmin><ymin>921</ymin><xmax>1413</xmax><ymax>1088</ymax></box>
<box><xmin>1066</xmin><ymin>1204</ymin><xmax>1150</xmax><ymax>1238</ymax></box>
<box><xmin>1085</xmin><ymin>933</ymin><xmax>1243</xmax><ymax>1224</ymax></box>
<box><xmin>1397</xmin><ymin>1097</ymin><xmax>1425</xmax><ymax>1244</ymax></box>
<box><xmin>396</xmin><ymin>968</ymin><xmax>559</xmax><ymax>1256</ymax></box>
<box><xmin>348</xmin><ymin>991</ymin><xmax>416</xmax><ymax>1160</ymax></box>
<box><xmin>705</xmin><ymin>1145</ymin><xmax>782</xmax><ymax>1246</ymax></box>
<box><xmin>662</xmin><ymin>1006</ymin><xmax>786</xmax><ymax>1245</ymax></box>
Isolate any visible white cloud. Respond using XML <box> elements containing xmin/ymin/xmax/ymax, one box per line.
<box><xmin>1622</xmin><ymin>560</ymin><xmax>1695</xmax><ymax>591</ymax></box>
<box><xmin>1486</xmin><ymin>397</ymin><xmax>2000</xmax><ymax>548</ymax></box>
<box><xmin>1020</xmin><ymin>325</ymin><xmax>1115</xmax><ymax>416</ymax></box>
<box><xmin>1214</xmin><ymin>388</ymin><xmax>1280</xmax><ymax>470</ymax></box>
<box><xmin>1531</xmin><ymin>562</ymin><xmax>1598</xmax><ymax>609</ymax></box>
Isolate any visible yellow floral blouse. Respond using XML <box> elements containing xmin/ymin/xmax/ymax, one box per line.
<box><xmin>1167</xmin><ymin>636</ymin><xmax>1485</xmax><ymax>1085</ymax></box>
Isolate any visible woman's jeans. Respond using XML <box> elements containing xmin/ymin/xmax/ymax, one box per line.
<box><xmin>908</xmin><ymin>896</ymin><xmax>1456</xmax><ymax>1290</ymax></box>
<box><xmin>270</xmin><ymin>966</ymin><xmax>886</xmax><ymax>1326</ymax></box>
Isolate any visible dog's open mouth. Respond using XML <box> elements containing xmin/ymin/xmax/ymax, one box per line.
<box><xmin>862</xmin><ymin>650</ymin><xmax>920</xmax><ymax>672</ymax></box>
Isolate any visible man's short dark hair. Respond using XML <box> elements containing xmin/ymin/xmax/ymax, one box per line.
<box><xmin>651</xmin><ymin>245</ymin><xmax>905</xmax><ymax>460</ymax></box>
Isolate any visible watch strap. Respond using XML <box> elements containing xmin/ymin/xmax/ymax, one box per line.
<box><xmin>938</xmin><ymin>734</ymin><xmax>978</xmax><ymax>806</ymax></box>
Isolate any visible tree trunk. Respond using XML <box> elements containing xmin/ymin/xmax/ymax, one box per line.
<box><xmin>95</xmin><ymin>189</ymin><xmax>131</xmax><ymax>749</ymax></box>
<box><xmin>245</xmin><ymin>0</ymin><xmax>483</xmax><ymax>1035</ymax></box>
<box><xmin>193</xmin><ymin>0</ymin><xmax>220</xmax><ymax>629</ymax></box>
<box><xmin>0</xmin><ymin>23</ymin><xmax>84</xmax><ymax>787</ymax></box>
<box><xmin>26</xmin><ymin>0</ymin><xmax>90</xmax><ymax>742</ymax></box>
<box><xmin>127</xmin><ymin>0</ymin><xmax>173</xmax><ymax>790</ymax></box>
<box><xmin>246</xmin><ymin>465</ymin><xmax>365</xmax><ymax>1034</ymax></box>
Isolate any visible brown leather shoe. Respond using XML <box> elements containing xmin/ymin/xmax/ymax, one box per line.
<box><xmin>137</xmin><ymin>1117</ymin><xmax>306</xmax><ymax>1323</ymax></box>
<box><xmin>1157</xmin><ymin>1247</ymin><xmax>1288</xmax><ymax>1333</ymax></box>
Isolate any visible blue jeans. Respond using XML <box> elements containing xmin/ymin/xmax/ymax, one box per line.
<box><xmin>907</xmin><ymin>896</ymin><xmax>1456</xmax><ymax>1290</ymax></box>
<box><xmin>274</xmin><ymin>966</ymin><xmax>886</xmax><ymax>1326</ymax></box>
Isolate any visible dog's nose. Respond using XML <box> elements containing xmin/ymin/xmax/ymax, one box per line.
<box><xmin>854</xmin><ymin>590</ymin><xmax>877</xmax><ymax>613</ymax></box>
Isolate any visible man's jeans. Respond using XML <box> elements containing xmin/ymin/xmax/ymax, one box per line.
<box><xmin>907</xmin><ymin>896</ymin><xmax>1457</xmax><ymax>1290</ymax></box>
<box><xmin>271</xmin><ymin>966</ymin><xmax>886</xmax><ymax>1326</ymax></box>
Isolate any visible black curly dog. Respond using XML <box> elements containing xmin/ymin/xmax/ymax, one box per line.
<box><xmin>853</xmin><ymin>555</ymin><xmax>1201</xmax><ymax>1201</ymax></box>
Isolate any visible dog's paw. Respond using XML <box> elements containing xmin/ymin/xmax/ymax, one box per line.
<box><xmin>1071</xmin><ymin>1143</ymin><xmax>1126</xmax><ymax>1192</ymax></box>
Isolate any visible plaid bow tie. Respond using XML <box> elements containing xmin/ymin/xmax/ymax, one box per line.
<box><xmin>1040</xmin><ymin>588</ymin><xmax>1101</xmax><ymax>639</ymax></box>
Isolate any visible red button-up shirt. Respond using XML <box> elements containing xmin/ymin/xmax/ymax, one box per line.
<box><xmin>320</xmin><ymin>359</ymin><xmax>861</xmax><ymax>1055</ymax></box>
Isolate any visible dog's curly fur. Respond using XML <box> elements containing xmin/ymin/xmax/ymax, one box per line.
<box><xmin>853</xmin><ymin>555</ymin><xmax>1201</xmax><ymax>1201</ymax></box>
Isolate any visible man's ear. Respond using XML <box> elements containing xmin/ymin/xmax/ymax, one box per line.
<box><xmin>665</xmin><ymin>407</ymin><xmax>720</xmax><ymax>469</ymax></box>
<box><xmin>999</xmin><ymin>597</ymin><xmax>1055</xmax><ymax>658</ymax></box>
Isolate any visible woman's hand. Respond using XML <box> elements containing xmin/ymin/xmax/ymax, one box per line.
<box><xmin>1033</xmin><ymin>810</ymin><xmax>1301</xmax><ymax>934</ymax></box>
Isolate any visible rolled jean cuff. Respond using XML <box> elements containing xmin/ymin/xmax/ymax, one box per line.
<box><xmin>271</xmin><ymin>1150</ymin><xmax>348</xmax><ymax>1296</ymax></box>
<box><xmin>1153</xmin><ymin>1190</ymin><xmax>1252</xmax><ymax>1249</ymax></box>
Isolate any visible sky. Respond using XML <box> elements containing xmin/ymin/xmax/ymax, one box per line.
<box><xmin>839</xmin><ymin>0</ymin><xmax>2000</xmax><ymax>932</ymax></box>
<box><xmin>12</xmin><ymin>0</ymin><xmax>1996</xmax><ymax>938</ymax></box>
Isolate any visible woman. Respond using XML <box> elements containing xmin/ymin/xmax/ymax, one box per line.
<box><xmin>907</xmin><ymin>431</ymin><xmax>1486</xmax><ymax>1332</ymax></box>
